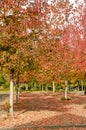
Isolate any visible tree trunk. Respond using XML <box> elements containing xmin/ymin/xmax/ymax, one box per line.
<box><xmin>16</xmin><ymin>87</ymin><xmax>19</xmax><ymax>103</ymax></box>
<box><xmin>81</xmin><ymin>80</ymin><xmax>84</xmax><ymax>94</ymax></box>
<box><xmin>41</xmin><ymin>84</ymin><xmax>44</xmax><ymax>91</ymax></box>
<box><xmin>65</xmin><ymin>80</ymin><xmax>68</xmax><ymax>99</ymax></box>
<box><xmin>77</xmin><ymin>81</ymin><xmax>80</xmax><ymax>92</ymax></box>
<box><xmin>16</xmin><ymin>71</ymin><xmax>20</xmax><ymax>103</ymax></box>
<box><xmin>34</xmin><ymin>82</ymin><xmax>37</xmax><ymax>91</ymax></box>
<box><xmin>52</xmin><ymin>81</ymin><xmax>55</xmax><ymax>93</ymax></box>
<box><xmin>25</xmin><ymin>84</ymin><xmax>28</xmax><ymax>91</ymax></box>
<box><xmin>10</xmin><ymin>69</ymin><xmax>14</xmax><ymax>116</ymax></box>
<box><xmin>45</xmin><ymin>85</ymin><xmax>48</xmax><ymax>92</ymax></box>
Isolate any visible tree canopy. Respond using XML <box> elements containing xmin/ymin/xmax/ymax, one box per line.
<box><xmin>0</xmin><ymin>0</ymin><xmax>85</xmax><ymax>84</ymax></box>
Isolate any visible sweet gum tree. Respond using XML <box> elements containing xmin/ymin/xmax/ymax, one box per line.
<box><xmin>32</xmin><ymin>0</ymin><xmax>75</xmax><ymax>93</ymax></box>
<box><xmin>0</xmin><ymin>0</ymin><xmax>45</xmax><ymax>116</ymax></box>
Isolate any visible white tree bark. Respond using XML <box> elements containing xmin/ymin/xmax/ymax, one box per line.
<box><xmin>52</xmin><ymin>81</ymin><xmax>55</xmax><ymax>93</ymax></box>
<box><xmin>26</xmin><ymin>84</ymin><xmax>28</xmax><ymax>91</ymax></box>
<box><xmin>10</xmin><ymin>79</ymin><xmax>14</xmax><ymax>116</ymax></box>
<box><xmin>65</xmin><ymin>80</ymin><xmax>68</xmax><ymax>99</ymax></box>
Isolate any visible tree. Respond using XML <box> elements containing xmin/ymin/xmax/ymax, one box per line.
<box><xmin>0</xmin><ymin>0</ymin><xmax>56</xmax><ymax>115</ymax></box>
<box><xmin>60</xmin><ymin>1</ymin><xmax>86</xmax><ymax>97</ymax></box>
<box><xmin>0</xmin><ymin>0</ymin><xmax>44</xmax><ymax>116</ymax></box>
<box><xmin>30</xmin><ymin>0</ymin><xmax>77</xmax><ymax>94</ymax></box>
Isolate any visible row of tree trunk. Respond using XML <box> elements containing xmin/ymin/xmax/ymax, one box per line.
<box><xmin>9</xmin><ymin>77</ymin><xmax>85</xmax><ymax>116</ymax></box>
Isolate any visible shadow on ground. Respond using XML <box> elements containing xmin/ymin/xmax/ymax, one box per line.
<box><xmin>14</xmin><ymin>92</ymin><xmax>86</xmax><ymax>113</ymax></box>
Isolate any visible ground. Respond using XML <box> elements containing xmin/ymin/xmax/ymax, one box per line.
<box><xmin>0</xmin><ymin>91</ymin><xmax>86</xmax><ymax>130</ymax></box>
